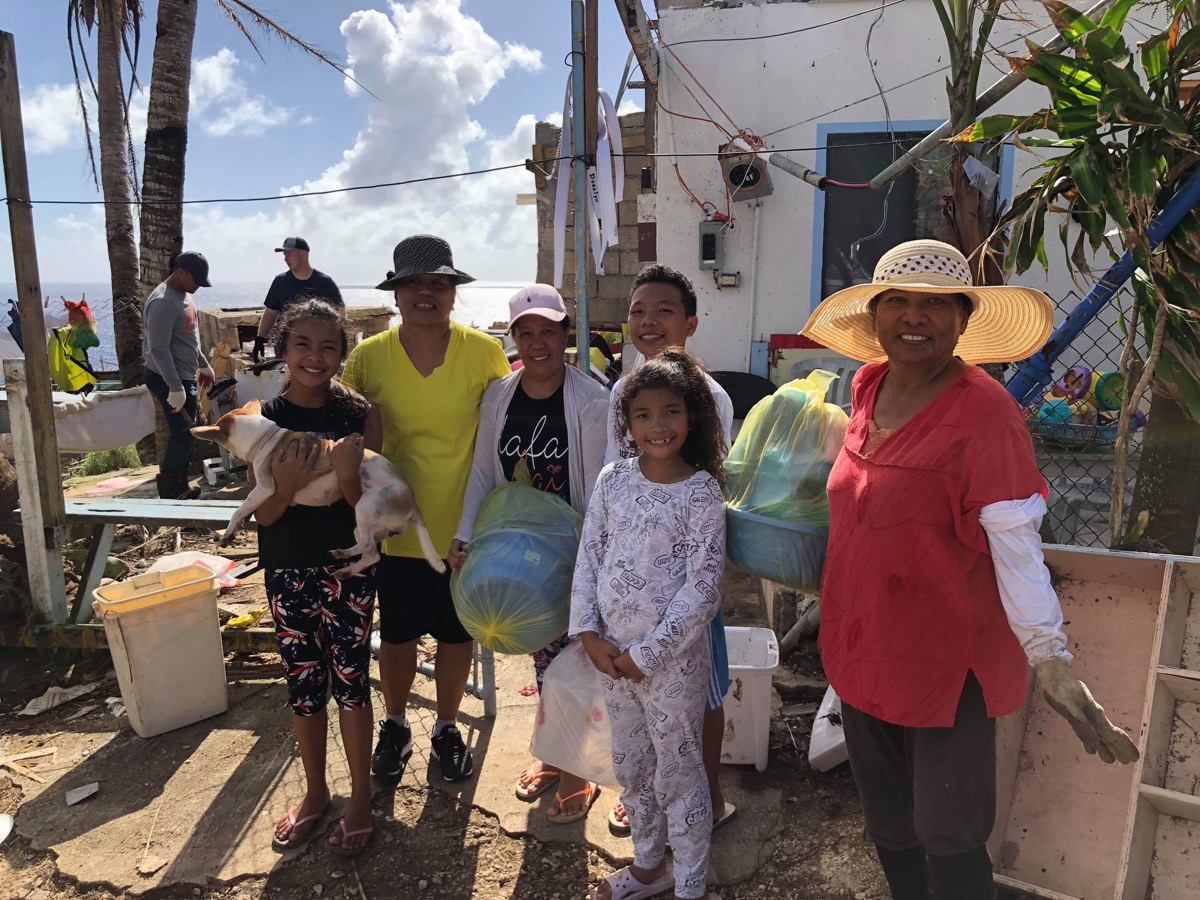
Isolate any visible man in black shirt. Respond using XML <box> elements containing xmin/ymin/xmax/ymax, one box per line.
<box><xmin>252</xmin><ymin>237</ymin><xmax>344</xmax><ymax>362</ymax></box>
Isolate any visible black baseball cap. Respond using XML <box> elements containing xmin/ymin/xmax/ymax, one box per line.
<box><xmin>174</xmin><ymin>251</ymin><xmax>211</xmax><ymax>288</ymax></box>
<box><xmin>275</xmin><ymin>236</ymin><xmax>310</xmax><ymax>252</ymax></box>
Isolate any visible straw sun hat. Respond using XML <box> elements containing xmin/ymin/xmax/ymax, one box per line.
<box><xmin>800</xmin><ymin>240</ymin><xmax>1054</xmax><ymax>364</ymax></box>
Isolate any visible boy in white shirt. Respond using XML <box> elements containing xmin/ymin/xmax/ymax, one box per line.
<box><xmin>603</xmin><ymin>264</ymin><xmax>736</xmax><ymax>837</ymax></box>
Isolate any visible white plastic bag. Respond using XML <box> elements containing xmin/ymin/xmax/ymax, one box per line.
<box><xmin>530</xmin><ymin>641</ymin><xmax>621</xmax><ymax>790</ymax></box>
<box><xmin>145</xmin><ymin>551</ymin><xmax>239</xmax><ymax>588</ymax></box>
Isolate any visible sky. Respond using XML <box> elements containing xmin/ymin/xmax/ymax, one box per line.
<box><xmin>0</xmin><ymin>0</ymin><xmax>646</xmax><ymax>287</ymax></box>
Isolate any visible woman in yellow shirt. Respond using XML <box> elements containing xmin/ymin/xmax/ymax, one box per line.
<box><xmin>342</xmin><ymin>235</ymin><xmax>510</xmax><ymax>785</ymax></box>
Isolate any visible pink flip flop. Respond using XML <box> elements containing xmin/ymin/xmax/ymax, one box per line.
<box><xmin>328</xmin><ymin>816</ymin><xmax>375</xmax><ymax>858</ymax></box>
<box><xmin>271</xmin><ymin>803</ymin><xmax>330</xmax><ymax>852</ymax></box>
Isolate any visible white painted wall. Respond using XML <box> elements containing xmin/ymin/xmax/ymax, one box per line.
<box><xmin>654</xmin><ymin>0</ymin><xmax>1151</xmax><ymax>374</ymax></box>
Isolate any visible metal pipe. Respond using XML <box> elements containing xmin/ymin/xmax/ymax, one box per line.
<box><xmin>869</xmin><ymin>0</ymin><xmax>1119</xmax><ymax>190</ymax></box>
<box><xmin>747</xmin><ymin>202</ymin><xmax>764</xmax><ymax>360</ymax></box>
<box><xmin>1006</xmin><ymin>166</ymin><xmax>1200</xmax><ymax>407</ymax></box>
<box><xmin>572</xmin><ymin>0</ymin><xmax>590</xmax><ymax>373</ymax></box>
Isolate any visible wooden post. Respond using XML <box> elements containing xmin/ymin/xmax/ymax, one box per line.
<box><xmin>0</xmin><ymin>31</ymin><xmax>69</xmax><ymax>624</ymax></box>
<box><xmin>4</xmin><ymin>360</ymin><xmax>68</xmax><ymax>624</ymax></box>
<box><xmin>584</xmin><ymin>0</ymin><xmax>599</xmax><ymax>169</ymax></box>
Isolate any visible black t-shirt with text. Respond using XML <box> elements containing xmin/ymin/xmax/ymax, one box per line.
<box><xmin>498</xmin><ymin>381</ymin><xmax>571</xmax><ymax>505</ymax></box>
<box><xmin>264</xmin><ymin>270</ymin><xmax>344</xmax><ymax>313</ymax></box>
<box><xmin>257</xmin><ymin>395</ymin><xmax>363</xmax><ymax>569</ymax></box>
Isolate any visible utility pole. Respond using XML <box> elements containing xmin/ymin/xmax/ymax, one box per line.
<box><xmin>0</xmin><ymin>31</ymin><xmax>69</xmax><ymax>624</ymax></box>
<box><xmin>571</xmin><ymin>1</ymin><xmax>591</xmax><ymax>373</ymax></box>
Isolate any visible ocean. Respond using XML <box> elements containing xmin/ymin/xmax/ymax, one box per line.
<box><xmin>0</xmin><ymin>281</ymin><xmax>519</xmax><ymax>371</ymax></box>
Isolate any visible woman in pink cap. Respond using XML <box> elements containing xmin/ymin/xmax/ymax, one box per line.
<box><xmin>449</xmin><ymin>283</ymin><xmax>610</xmax><ymax>823</ymax></box>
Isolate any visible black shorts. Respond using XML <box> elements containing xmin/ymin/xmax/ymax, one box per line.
<box><xmin>841</xmin><ymin>672</ymin><xmax>996</xmax><ymax>856</ymax></box>
<box><xmin>376</xmin><ymin>554</ymin><xmax>472</xmax><ymax>646</ymax></box>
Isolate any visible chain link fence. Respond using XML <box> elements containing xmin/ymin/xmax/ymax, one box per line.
<box><xmin>1013</xmin><ymin>289</ymin><xmax>1144</xmax><ymax>549</ymax></box>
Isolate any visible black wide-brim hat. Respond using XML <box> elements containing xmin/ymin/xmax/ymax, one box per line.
<box><xmin>374</xmin><ymin>234</ymin><xmax>475</xmax><ymax>290</ymax></box>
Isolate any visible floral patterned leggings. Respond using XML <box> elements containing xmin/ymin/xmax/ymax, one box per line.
<box><xmin>266</xmin><ymin>566</ymin><xmax>377</xmax><ymax>716</ymax></box>
<box><xmin>532</xmin><ymin>633</ymin><xmax>572</xmax><ymax>691</ymax></box>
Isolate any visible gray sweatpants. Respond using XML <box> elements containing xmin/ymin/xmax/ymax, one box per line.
<box><xmin>605</xmin><ymin>657</ymin><xmax>712</xmax><ymax>899</ymax></box>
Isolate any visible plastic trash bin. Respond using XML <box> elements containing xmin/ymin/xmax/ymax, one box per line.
<box><xmin>720</xmin><ymin>626</ymin><xmax>779</xmax><ymax>770</ymax></box>
<box><xmin>92</xmin><ymin>564</ymin><xmax>228</xmax><ymax>738</ymax></box>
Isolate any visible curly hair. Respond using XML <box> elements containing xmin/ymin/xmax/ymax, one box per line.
<box><xmin>618</xmin><ymin>346</ymin><xmax>726</xmax><ymax>482</ymax></box>
<box><xmin>273</xmin><ymin>297</ymin><xmax>369</xmax><ymax>420</ymax></box>
<box><xmin>631</xmin><ymin>264</ymin><xmax>698</xmax><ymax>318</ymax></box>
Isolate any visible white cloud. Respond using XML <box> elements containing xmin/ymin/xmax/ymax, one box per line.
<box><xmin>180</xmin><ymin>0</ymin><xmax>546</xmax><ymax>284</ymax></box>
<box><xmin>22</xmin><ymin>84</ymin><xmax>82</xmax><ymax>155</ymax></box>
<box><xmin>617</xmin><ymin>96</ymin><xmax>644</xmax><ymax>116</ymax></box>
<box><xmin>22</xmin><ymin>81</ymin><xmax>148</xmax><ymax>157</ymax></box>
<box><xmin>191</xmin><ymin>49</ymin><xmax>296</xmax><ymax>137</ymax></box>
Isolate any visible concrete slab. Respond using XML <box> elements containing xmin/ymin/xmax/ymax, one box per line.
<box><xmin>12</xmin><ymin>634</ymin><xmax>782</xmax><ymax>893</ymax></box>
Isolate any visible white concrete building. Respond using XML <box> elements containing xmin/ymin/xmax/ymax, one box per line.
<box><xmin>647</xmin><ymin>0</ymin><xmax>1137</xmax><ymax>378</ymax></box>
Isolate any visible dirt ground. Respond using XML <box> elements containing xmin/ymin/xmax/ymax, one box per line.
<box><xmin>0</xmin><ymin>470</ymin><xmax>1034</xmax><ymax>900</ymax></box>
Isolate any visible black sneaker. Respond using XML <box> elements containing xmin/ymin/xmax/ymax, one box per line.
<box><xmin>371</xmin><ymin>719</ymin><xmax>413</xmax><ymax>779</ymax></box>
<box><xmin>430</xmin><ymin>724</ymin><xmax>474</xmax><ymax>783</ymax></box>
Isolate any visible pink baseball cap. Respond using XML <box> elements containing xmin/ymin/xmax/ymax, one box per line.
<box><xmin>508</xmin><ymin>283</ymin><xmax>568</xmax><ymax>327</ymax></box>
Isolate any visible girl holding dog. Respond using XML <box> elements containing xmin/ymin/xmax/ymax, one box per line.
<box><xmin>571</xmin><ymin>348</ymin><xmax>727</xmax><ymax>900</ymax></box>
<box><xmin>254</xmin><ymin>298</ymin><xmax>383</xmax><ymax>858</ymax></box>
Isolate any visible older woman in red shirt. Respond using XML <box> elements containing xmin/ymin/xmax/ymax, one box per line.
<box><xmin>802</xmin><ymin>240</ymin><xmax>1139</xmax><ymax>900</ymax></box>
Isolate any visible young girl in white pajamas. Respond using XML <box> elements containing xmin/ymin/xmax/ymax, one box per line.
<box><xmin>571</xmin><ymin>347</ymin><xmax>727</xmax><ymax>900</ymax></box>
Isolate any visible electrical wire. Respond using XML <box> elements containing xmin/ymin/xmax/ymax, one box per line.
<box><xmin>665</xmin><ymin>0</ymin><xmax>911</xmax><ymax>46</ymax></box>
<box><xmin>3</xmin><ymin>159</ymin><xmax>560</xmax><ymax>207</ymax></box>
<box><xmin>850</xmin><ymin>0</ymin><xmax>899</xmax><ymax>268</ymax></box>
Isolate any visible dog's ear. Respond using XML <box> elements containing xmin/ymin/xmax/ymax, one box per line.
<box><xmin>242</xmin><ymin>399</ymin><xmax>262</xmax><ymax>414</ymax></box>
<box><xmin>191</xmin><ymin>425</ymin><xmax>223</xmax><ymax>442</ymax></box>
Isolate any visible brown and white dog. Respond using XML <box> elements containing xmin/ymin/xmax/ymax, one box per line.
<box><xmin>191</xmin><ymin>399</ymin><xmax>444</xmax><ymax>578</ymax></box>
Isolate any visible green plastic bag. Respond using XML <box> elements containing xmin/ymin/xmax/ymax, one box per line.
<box><xmin>723</xmin><ymin>371</ymin><xmax>849</xmax><ymax>590</ymax></box>
<box><xmin>450</xmin><ymin>482</ymin><xmax>583</xmax><ymax>655</ymax></box>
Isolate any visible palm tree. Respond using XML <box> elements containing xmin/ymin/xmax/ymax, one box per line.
<box><xmin>962</xmin><ymin>1</ymin><xmax>1200</xmax><ymax>551</ymax></box>
<box><xmin>137</xmin><ymin>0</ymin><xmax>370</xmax><ymax>299</ymax></box>
<box><xmin>930</xmin><ymin>0</ymin><xmax>1006</xmax><ymax>284</ymax></box>
<box><xmin>67</xmin><ymin>0</ymin><xmax>143</xmax><ymax>389</ymax></box>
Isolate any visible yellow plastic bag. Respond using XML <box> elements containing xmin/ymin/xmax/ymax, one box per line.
<box><xmin>450</xmin><ymin>482</ymin><xmax>583</xmax><ymax>655</ymax></box>
<box><xmin>723</xmin><ymin>371</ymin><xmax>849</xmax><ymax>590</ymax></box>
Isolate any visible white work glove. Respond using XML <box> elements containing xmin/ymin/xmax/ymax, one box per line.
<box><xmin>1036</xmin><ymin>657</ymin><xmax>1139</xmax><ymax>764</ymax></box>
<box><xmin>197</xmin><ymin>366</ymin><xmax>215</xmax><ymax>389</ymax></box>
<box><xmin>167</xmin><ymin>389</ymin><xmax>186</xmax><ymax>413</ymax></box>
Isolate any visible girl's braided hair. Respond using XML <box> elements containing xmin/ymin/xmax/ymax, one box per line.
<box><xmin>618</xmin><ymin>346</ymin><xmax>727</xmax><ymax>482</ymax></box>
<box><xmin>273</xmin><ymin>297</ymin><xmax>369</xmax><ymax>420</ymax></box>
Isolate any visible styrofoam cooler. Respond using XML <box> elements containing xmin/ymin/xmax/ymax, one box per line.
<box><xmin>720</xmin><ymin>626</ymin><xmax>779</xmax><ymax>770</ymax></box>
<box><xmin>92</xmin><ymin>565</ymin><xmax>228</xmax><ymax>738</ymax></box>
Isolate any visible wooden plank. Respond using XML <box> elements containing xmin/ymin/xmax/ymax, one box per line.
<box><xmin>1140</xmin><ymin>784</ymin><xmax>1200</xmax><ymax>822</ymax></box>
<box><xmin>4</xmin><ymin>360</ymin><xmax>68</xmax><ymax>623</ymax></box>
<box><xmin>72</xmin><ymin>523</ymin><xmax>114</xmax><ymax>624</ymax></box>
<box><xmin>18</xmin><ymin>498</ymin><xmax>241</xmax><ymax>527</ymax></box>
<box><xmin>992</xmin><ymin>874</ymin><xmax>1082</xmax><ymax>900</ymax></box>
<box><xmin>1159</xmin><ymin>561</ymin><xmax>1193</xmax><ymax>669</ymax></box>
<box><xmin>996</xmin><ymin>568</ymin><xmax>1158</xmax><ymax>899</ymax></box>
<box><xmin>0</xmin><ymin>623</ymin><xmax>279</xmax><ymax>654</ymax></box>
<box><xmin>1043</xmin><ymin>544</ymin><xmax>1169</xmax><ymax>591</ymax></box>
<box><xmin>0</xmin><ymin>32</ymin><xmax>66</xmax><ymax>528</ymax></box>
<box><xmin>1117</xmin><ymin>795</ymin><xmax>1160</xmax><ymax>900</ymax></box>
<box><xmin>1159</xmin><ymin>667</ymin><xmax>1200</xmax><ymax>704</ymax></box>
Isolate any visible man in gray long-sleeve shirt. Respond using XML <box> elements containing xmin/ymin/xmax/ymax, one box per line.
<box><xmin>142</xmin><ymin>251</ymin><xmax>215</xmax><ymax>499</ymax></box>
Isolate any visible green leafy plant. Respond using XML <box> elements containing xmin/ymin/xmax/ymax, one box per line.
<box><xmin>954</xmin><ymin>0</ymin><xmax>1200</xmax><ymax>547</ymax></box>
<box><xmin>78</xmin><ymin>445</ymin><xmax>140</xmax><ymax>477</ymax></box>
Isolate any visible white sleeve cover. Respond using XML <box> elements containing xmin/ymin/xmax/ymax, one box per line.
<box><xmin>979</xmin><ymin>493</ymin><xmax>1073</xmax><ymax>665</ymax></box>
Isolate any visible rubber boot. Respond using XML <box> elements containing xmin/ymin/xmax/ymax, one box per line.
<box><xmin>876</xmin><ymin>845</ymin><xmax>931</xmax><ymax>900</ymax></box>
<box><xmin>156</xmin><ymin>473</ymin><xmax>200</xmax><ymax>500</ymax></box>
<box><xmin>928</xmin><ymin>847</ymin><xmax>994</xmax><ymax>900</ymax></box>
